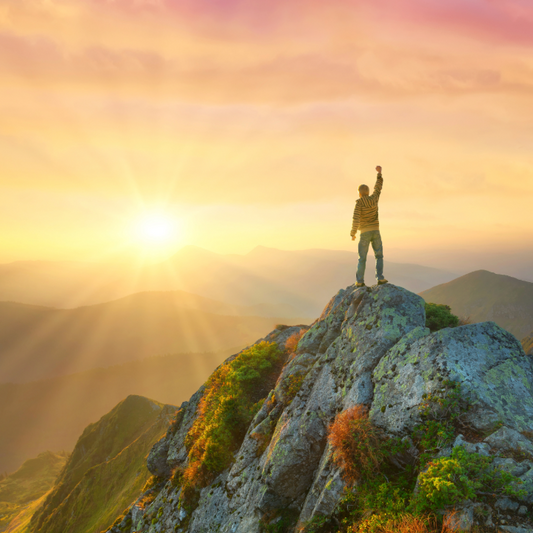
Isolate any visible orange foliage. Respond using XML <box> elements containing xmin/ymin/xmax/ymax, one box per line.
<box><xmin>346</xmin><ymin>512</ymin><xmax>464</xmax><ymax>533</ymax></box>
<box><xmin>328</xmin><ymin>405</ymin><xmax>383</xmax><ymax>484</ymax></box>
<box><xmin>285</xmin><ymin>329</ymin><xmax>306</xmax><ymax>355</ymax></box>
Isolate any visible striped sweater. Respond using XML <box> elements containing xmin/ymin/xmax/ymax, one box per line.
<box><xmin>350</xmin><ymin>173</ymin><xmax>383</xmax><ymax>236</ymax></box>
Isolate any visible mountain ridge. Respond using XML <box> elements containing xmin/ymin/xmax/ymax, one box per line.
<box><xmin>28</xmin><ymin>395</ymin><xmax>176</xmax><ymax>533</ymax></box>
<box><xmin>420</xmin><ymin>269</ymin><xmax>533</xmax><ymax>339</ymax></box>
<box><xmin>0</xmin><ymin>451</ymin><xmax>68</xmax><ymax>532</ymax></box>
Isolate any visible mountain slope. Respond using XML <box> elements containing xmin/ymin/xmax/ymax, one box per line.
<box><xmin>0</xmin><ymin>291</ymin><xmax>307</xmax><ymax>383</ymax></box>
<box><xmin>420</xmin><ymin>270</ymin><xmax>533</xmax><ymax>339</ymax></box>
<box><xmin>0</xmin><ymin>452</ymin><xmax>68</xmax><ymax>532</ymax></box>
<box><xmin>0</xmin><ymin>347</ymin><xmax>235</xmax><ymax>474</ymax></box>
<box><xmin>29</xmin><ymin>395</ymin><xmax>176</xmax><ymax>533</ymax></box>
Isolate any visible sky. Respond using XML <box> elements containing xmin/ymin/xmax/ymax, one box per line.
<box><xmin>1</xmin><ymin>0</ymin><xmax>532</xmax><ymax>271</ymax></box>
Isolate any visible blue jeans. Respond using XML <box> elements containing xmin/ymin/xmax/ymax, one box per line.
<box><xmin>356</xmin><ymin>230</ymin><xmax>384</xmax><ymax>284</ymax></box>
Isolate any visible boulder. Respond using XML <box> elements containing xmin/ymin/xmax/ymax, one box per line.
<box><xmin>370</xmin><ymin>322</ymin><xmax>533</xmax><ymax>434</ymax></box>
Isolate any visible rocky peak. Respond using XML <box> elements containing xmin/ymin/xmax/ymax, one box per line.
<box><xmin>108</xmin><ymin>283</ymin><xmax>533</xmax><ymax>533</ymax></box>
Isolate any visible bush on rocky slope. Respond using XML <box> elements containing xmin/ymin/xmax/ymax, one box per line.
<box><xmin>306</xmin><ymin>384</ymin><xmax>525</xmax><ymax>532</ymax></box>
<box><xmin>424</xmin><ymin>302</ymin><xmax>460</xmax><ymax>332</ymax></box>
<box><xmin>184</xmin><ymin>341</ymin><xmax>283</xmax><ymax>490</ymax></box>
<box><xmin>328</xmin><ymin>406</ymin><xmax>384</xmax><ymax>484</ymax></box>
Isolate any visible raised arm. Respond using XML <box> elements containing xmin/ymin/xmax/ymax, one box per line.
<box><xmin>370</xmin><ymin>165</ymin><xmax>383</xmax><ymax>199</ymax></box>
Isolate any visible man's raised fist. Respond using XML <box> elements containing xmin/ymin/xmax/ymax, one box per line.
<box><xmin>376</xmin><ymin>165</ymin><xmax>382</xmax><ymax>173</ymax></box>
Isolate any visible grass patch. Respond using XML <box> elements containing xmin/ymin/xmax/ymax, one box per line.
<box><xmin>183</xmin><ymin>342</ymin><xmax>284</xmax><ymax>489</ymax></box>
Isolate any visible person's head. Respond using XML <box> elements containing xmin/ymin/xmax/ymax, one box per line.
<box><xmin>358</xmin><ymin>184</ymin><xmax>370</xmax><ymax>198</ymax></box>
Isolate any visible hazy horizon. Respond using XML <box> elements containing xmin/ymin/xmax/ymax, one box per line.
<box><xmin>2</xmin><ymin>243</ymin><xmax>532</xmax><ymax>285</ymax></box>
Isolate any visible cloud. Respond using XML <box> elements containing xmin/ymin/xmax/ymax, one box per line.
<box><xmin>0</xmin><ymin>28</ymin><xmax>529</xmax><ymax>106</ymax></box>
<box><xmin>1</xmin><ymin>0</ymin><xmax>533</xmax><ymax>106</ymax></box>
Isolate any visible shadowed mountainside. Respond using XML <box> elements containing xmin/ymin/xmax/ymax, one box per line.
<box><xmin>420</xmin><ymin>270</ymin><xmax>533</xmax><ymax>339</ymax></box>
<box><xmin>0</xmin><ymin>452</ymin><xmax>68</xmax><ymax>532</ymax></box>
<box><xmin>0</xmin><ymin>348</ymin><xmax>238</xmax><ymax>474</ymax></box>
<box><xmin>0</xmin><ymin>247</ymin><xmax>457</xmax><ymax>314</ymax></box>
<box><xmin>0</xmin><ymin>290</ymin><xmax>307</xmax><ymax>383</ymax></box>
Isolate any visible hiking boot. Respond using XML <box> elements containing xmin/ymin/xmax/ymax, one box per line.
<box><xmin>355</xmin><ymin>282</ymin><xmax>366</xmax><ymax>288</ymax></box>
<box><xmin>377</xmin><ymin>279</ymin><xmax>388</xmax><ymax>285</ymax></box>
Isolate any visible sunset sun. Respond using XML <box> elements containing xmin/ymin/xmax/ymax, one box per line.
<box><xmin>133</xmin><ymin>214</ymin><xmax>181</xmax><ymax>253</ymax></box>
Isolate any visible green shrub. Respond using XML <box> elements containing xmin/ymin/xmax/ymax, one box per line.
<box><xmin>424</xmin><ymin>303</ymin><xmax>459</xmax><ymax>332</ymax></box>
<box><xmin>413</xmin><ymin>446</ymin><xmax>526</xmax><ymax>513</ymax></box>
<box><xmin>283</xmin><ymin>374</ymin><xmax>305</xmax><ymax>404</ymax></box>
<box><xmin>413</xmin><ymin>380</ymin><xmax>468</xmax><ymax>465</ymax></box>
<box><xmin>304</xmin><ymin>382</ymin><xmax>526</xmax><ymax>533</ymax></box>
<box><xmin>183</xmin><ymin>341</ymin><xmax>283</xmax><ymax>487</ymax></box>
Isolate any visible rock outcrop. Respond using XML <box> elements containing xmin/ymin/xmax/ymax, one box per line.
<box><xmin>107</xmin><ymin>284</ymin><xmax>533</xmax><ymax>533</ymax></box>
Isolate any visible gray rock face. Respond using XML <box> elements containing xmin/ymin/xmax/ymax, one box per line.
<box><xmin>108</xmin><ymin>283</ymin><xmax>533</xmax><ymax>533</ymax></box>
<box><xmin>453</xmin><ymin>434</ymin><xmax>490</xmax><ymax>457</ymax></box>
<box><xmin>496</xmin><ymin>497</ymin><xmax>520</xmax><ymax>512</ymax></box>
<box><xmin>370</xmin><ymin>322</ymin><xmax>532</xmax><ymax>434</ymax></box>
<box><xmin>485</xmin><ymin>426</ymin><xmax>533</xmax><ymax>458</ymax></box>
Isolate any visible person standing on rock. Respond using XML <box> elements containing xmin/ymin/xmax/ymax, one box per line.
<box><xmin>350</xmin><ymin>165</ymin><xmax>388</xmax><ymax>288</ymax></box>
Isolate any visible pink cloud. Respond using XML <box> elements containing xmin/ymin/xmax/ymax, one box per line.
<box><xmin>368</xmin><ymin>0</ymin><xmax>533</xmax><ymax>47</ymax></box>
<box><xmin>80</xmin><ymin>0</ymin><xmax>533</xmax><ymax>46</ymax></box>
<box><xmin>0</xmin><ymin>28</ymin><xmax>520</xmax><ymax>104</ymax></box>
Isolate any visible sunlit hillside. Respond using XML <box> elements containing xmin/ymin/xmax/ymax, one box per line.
<box><xmin>0</xmin><ymin>347</ymin><xmax>236</xmax><ymax>474</ymax></box>
<box><xmin>0</xmin><ymin>452</ymin><xmax>68</xmax><ymax>532</ymax></box>
<box><xmin>27</xmin><ymin>396</ymin><xmax>175</xmax><ymax>533</ymax></box>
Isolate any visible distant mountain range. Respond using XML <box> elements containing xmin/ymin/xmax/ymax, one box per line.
<box><xmin>0</xmin><ymin>290</ymin><xmax>307</xmax><ymax>383</ymax></box>
<box><xmin>0</xmin><ymin>246</ymin><xmax>458</xmax><ymax>315</ymax></box>
<box><xmin>420</xmin><ymin>270</ymin><xmax>533</xmax><ymax>340</ymax></box>
<box><xmin>0</xmin><ymin>348</ymin><xmax>234</xmax><ymax>474</ymax></box>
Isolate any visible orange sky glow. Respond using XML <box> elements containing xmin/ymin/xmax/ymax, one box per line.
<box><xmin>1</xmin><ymin>0</ymin><xmax>532</xmax><ymax>270</ymax></box>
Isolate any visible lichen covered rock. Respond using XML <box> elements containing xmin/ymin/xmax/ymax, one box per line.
<box><xmin>107</xmin><ymin>284</ymin><xmax>533</xmax><ymax>533</ymax></box>
<box><xmin>370</xmin><ymin>322</ymin><xmax>533</xmax><ymax>434</ymax></box>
